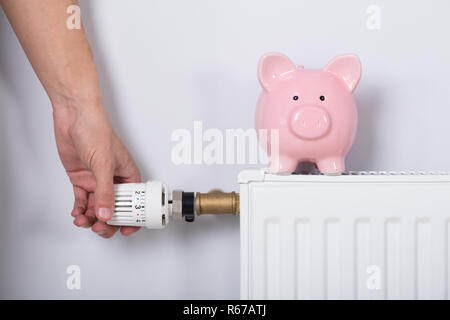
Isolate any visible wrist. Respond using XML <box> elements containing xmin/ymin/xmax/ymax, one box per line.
<box><xmin>51</xmin><ymin>92</ymin><xmax>111</xmax><ymax>131</ymax></box>
<box><xmin>50</xmin><ymin>89</ymin><xmax>103</xmax><ymax>111</ymax></box>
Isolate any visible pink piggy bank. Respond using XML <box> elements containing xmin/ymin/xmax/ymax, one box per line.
<box><xmin>255</xmin><ymin>52</ymin><xmax>362</xmax><ymax>174</ymax></box>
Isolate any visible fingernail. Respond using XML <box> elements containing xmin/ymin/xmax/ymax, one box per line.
<box><xmin>97</xmin><ymin>231</ymin><xmax>106</xmax><ymax>236</ymax></box>
<box><xmin>98</xmin><ymin>208</ymin><xmax>112</xmax><ymax>220</ymax></box>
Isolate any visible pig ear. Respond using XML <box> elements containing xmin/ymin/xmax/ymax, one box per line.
<box><xmin>258</xmin><ymin>52</ymin><xmax>296</xmax><ymax>91</ymax></box>
<box><xmin>323</xmin><ymin>54</ymin><xmax>361</xmax><ymax>92</ymax></box>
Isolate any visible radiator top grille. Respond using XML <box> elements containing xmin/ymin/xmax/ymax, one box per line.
<box><xmin>239</xmin><ymin>169</ymin><xmax>450</xmax><ymax>188</ymax></box>
<box><xmin>340</xmin><ymin>171</ymin><xmax>450</xmax><ymax>175</ymax></box>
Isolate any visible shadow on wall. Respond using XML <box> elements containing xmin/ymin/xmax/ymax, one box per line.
<box><xmin>346</xmin><ymin>85</ymin><xmax>378</xmax><ymax>171</ymax></box>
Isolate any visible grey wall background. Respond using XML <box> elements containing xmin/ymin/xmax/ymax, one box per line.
<box><xmin>1</xmin><ymin>0</ymin><xmax>450</xmax><ymax>299</ymax></box>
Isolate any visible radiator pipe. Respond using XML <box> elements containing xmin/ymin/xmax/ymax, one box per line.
<box><xmin>195</xmin><ymin>190</ymin><xmax>240</xmax><ymax>215</ymax></box>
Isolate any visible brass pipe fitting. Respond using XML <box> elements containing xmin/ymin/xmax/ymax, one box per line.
<box><xmin>195</xmin><ymin>190</ymin><xmax>240</xmax><ymax>215</ymax></box>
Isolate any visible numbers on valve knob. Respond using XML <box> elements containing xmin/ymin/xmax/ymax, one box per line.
<box><xmin>132</xmin><ymin>187</ymin><xmax>146</xmax><ymax>223</ymax></box>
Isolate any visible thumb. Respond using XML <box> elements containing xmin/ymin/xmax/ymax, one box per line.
<box><xmin>92</xmin><ymin>160</ymin><xmax>115</xmax><ymax>222</ymax></box>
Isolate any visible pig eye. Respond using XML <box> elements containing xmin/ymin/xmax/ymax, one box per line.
<box><xmin>319</xmin><ymin>95</ymin><xmax>326</xmax><ymax>101</ymax></box>
<box><xmin>293</xmin><ymin>95</ymin><xmax>299</xmax><ymax>101</ymax></box>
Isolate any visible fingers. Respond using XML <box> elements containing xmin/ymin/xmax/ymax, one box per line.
<box><xmin>71</xmin><ymin>186</ymin><xmax>88</xmax><ymax>217</ymax></box>
<box><xmin>72</xmin><ymin>186</ymin><xmax>93</xmax><ymax>228</ymax></box>
<box><xmin>120</xmin><ymin>226</ymin><xmax>140</xmax><ymax>236</ymax></box>
<box><xmin>91</xmin><ymin>220</ymin><xmax>119</xmax><ymax>239</ymax></box>
<box><xmin>72</xmin><ymin>184</ymin><xmax>139</xmax><ymax>238</ymax></box>
<box><xmin>91</xmin><ymin>160</ymin><xmax>115</xmax><ymax>222</ymax></box>
<box><xmin>73</xmin><ymin>214</ymin><xmax>95</xmax><ymax>228</ymax></box>
<box><xmin>73</xmin><ymin>192</ymin><xmax>96</xmax><ymax>228</ymax></box>
<box><xmin>89</xmin><ymin>192</ymin><xmax>119</xmax><ymax>238</ymax></box>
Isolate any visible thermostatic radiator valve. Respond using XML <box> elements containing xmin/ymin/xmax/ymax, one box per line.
<box><xmin>107</xmin><ymin>181</ymin><xmax>239</xmax><ymax>229</ymax></box>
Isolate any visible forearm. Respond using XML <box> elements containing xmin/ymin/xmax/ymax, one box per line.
<box><xmin>0</xmin><ymin>0</ymin><xmax>101</xmax><ymax>108</ymax></box>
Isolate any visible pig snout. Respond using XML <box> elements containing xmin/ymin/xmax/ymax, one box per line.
<box><xmin>289</xmin><ymin>106</ymin><xmax>330</xmax><ymax>140</ymax></box>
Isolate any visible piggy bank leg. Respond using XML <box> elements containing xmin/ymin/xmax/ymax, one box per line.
<box><xmin>316</xmin><ymin>157</ymin><xmax>345</xmax><ymax>175</ymax></box>
<box><xmin>269</xmin><ymin>155</ymin><xmax>298</xmax><ymax>174</ymax></box>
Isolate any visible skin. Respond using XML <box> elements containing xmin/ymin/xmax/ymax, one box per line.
<box><xmin>0</xmin><ymin>0</ymin><xmax>140</xmax><ymax>238</ymax></box>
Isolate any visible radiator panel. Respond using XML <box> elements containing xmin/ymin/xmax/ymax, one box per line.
<box><xmin>239</xmin><ymin>170</ymin><xmax>450</xmax><ymax>300</ymax></box>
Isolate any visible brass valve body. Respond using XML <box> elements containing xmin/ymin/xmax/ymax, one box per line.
<box><xmin>195</xmin><ymin>190</ymin><xmax>240</xmax><ymax>215</ymax></box>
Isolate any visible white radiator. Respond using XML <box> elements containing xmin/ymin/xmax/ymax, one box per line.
<box><xmin>239</xmin><ymin>169</ymin><xmax>450</xmax><ymax>300</ymax></box>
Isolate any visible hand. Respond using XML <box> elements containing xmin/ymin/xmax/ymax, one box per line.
<box><xmin>53</xmin><ymin>100</ymin><xmax>141</xmax><ymax>238</ymax></box>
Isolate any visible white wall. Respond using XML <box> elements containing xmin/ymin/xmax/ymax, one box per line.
<box><xmin>1</xmin><ymin>0</ymin><xmax>450</xmax><ymax>299</ymax></box>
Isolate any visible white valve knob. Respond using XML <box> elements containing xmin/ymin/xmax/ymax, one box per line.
<box><xmin>107</xmin><ymin>181</ymin><xmax>169</xmax><ymax>229</ymax></box>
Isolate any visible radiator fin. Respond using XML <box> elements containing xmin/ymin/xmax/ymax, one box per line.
<box><xmin>325</xmin><ymin>219</ymin><xmax>341</xmax><ymax>299</ymax></box>
<box><xmin>386</xmin><ymin>219</ymin><xmax>401</xmax><ymax>299</ymax></box>
<box><xmin>295</xmin><ymin>219</ymin><xmax>311</xmax><ymax>299</ymax></box>
<box><xmin>416</xmin><ymin>219</ymin><xmax>432</xmax><ymax>299</ymax></box>
<box><xmin>356</xmin><ymin>219</ymin><xmax>371</xmax><ymax>299</ymax></box>
<box><xmin>257</xmin><ymin>216</ymin><xmax>448</xmax><ymax>299</ymax></box>
<box><xmin>265</xmin><ymin>220</ymin><xmax>280</xmax><ymax>299</ymax></box>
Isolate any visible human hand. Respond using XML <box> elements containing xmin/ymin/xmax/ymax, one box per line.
<box><xmin>53</xmin><ymin>99</ymin><xmax>141</xmax><ymax>238</ymax></box>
